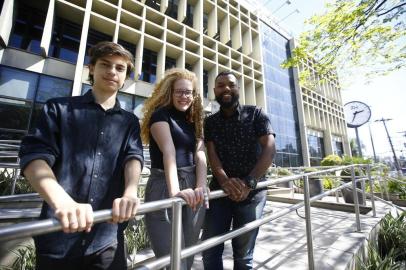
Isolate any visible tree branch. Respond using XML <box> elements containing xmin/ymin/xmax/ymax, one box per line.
<box><xmin>377</xmin><ymin>3</ymin><xmax>406</xmax><ymax>16</ymax></box>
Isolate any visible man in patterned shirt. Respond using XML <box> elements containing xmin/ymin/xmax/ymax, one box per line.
<box><xmin>202</xmin><ymin>71</ymin><xmax>276</xmax><ymax>270</ymax></box>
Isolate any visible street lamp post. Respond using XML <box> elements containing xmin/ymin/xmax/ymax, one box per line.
<box><xmin>271</xmin><ymin>0</ymin><xmax>292</xmax><ymax>14</ymax></box>
<box><xmin>375</xmin><ymin>118</ymin><xmax>401</xmax><ymax>171</ymax></box>
<box><xmin>368</xmin><ymin>122</ymin><xmax>377</xmax><ymax>162</ymax></box>
<box><xmin>278</xmin><ymin>9</ymin><xmax>299</xmax><ymax>23</ymax></box>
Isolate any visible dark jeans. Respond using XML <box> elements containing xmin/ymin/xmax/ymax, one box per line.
<box><xmin>35</xmin><ymin>243</ymin><xmax>127</xmax><ymax>270</ymax></box>
<box><xmin>202</xmin><ymin>190</ymin><xmax>267</xmax><ymax>270</ymax></box>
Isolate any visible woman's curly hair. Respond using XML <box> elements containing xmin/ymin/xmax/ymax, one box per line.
<box><xmin>141</xmin><ymin>68</ymin><xmax>204</xmax><ymax>144</ymax></box>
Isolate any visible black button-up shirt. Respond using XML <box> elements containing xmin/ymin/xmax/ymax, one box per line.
<box><xmin>204</xmin><ymin>104</ymin><xmax>274</xmax><ymax>190</ymax></box>
<box><xmin>19</xmin><ymin>90</ymin><xmax>144</xmax><ymax>258</ymax></box>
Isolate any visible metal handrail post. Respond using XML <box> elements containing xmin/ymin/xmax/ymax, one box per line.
<box><xmin>351</xmin><ymin>166</ymin><xmax>361</xmax><ymax>232</ymax></box>
<box><xmin>303</xmin><ymin>175</ymin><xmax>315</xmax><ymax>270</ymax></box>
<box><xmin>170</xmin><ymin>201</ymin><xmax>182</xmax><ymax>270</ymax></box>
<box><xmin>10</xmin><ymin>166</ymin><xmax>19</xmax><ymax>195</ymax></box>
<box><xmin>361</xmin><ymin>174</ymin><xmax>366</xmax><ymax>206</ymax></box>
<box><xmin>367</xmin><ymin>164</ymin><xmax>376</xmax><ymax>217</ymax></box>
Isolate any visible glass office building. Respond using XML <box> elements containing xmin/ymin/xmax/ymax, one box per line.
<box><xmin>261</xmin><ymin>22</ymin><xmax>302</xmax><ymax>167</ymax></box>
<box><xmin>0</xmin><ymin>0</ymin><xmax>350</xmax><ymax>165</ymax></box>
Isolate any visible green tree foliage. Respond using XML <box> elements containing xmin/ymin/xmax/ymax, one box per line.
<box><xmin>283</xmin><ymin>0</ymin><xmax>406</xmax><ymax>83</ymax></box>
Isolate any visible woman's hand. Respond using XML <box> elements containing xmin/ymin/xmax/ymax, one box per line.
<box><xmin>175</xmin><ymin>188</ymin><xmax>203</xmax><ymax>211</ymax></box>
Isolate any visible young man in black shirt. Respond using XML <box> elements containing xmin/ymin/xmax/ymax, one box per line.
<box><xmin>202</xmin><ymin>71</ymin><xmax>276</xmax><ymax>270</ymax></box>
<box><xmin>19</xmin><ymin>41</ymin><xmax>144</xmax><ymax>270</ymax></box>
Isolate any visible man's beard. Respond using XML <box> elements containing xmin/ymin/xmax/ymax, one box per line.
<box><xmin>215</xmin><ymin>93</ymin><xmax>239</xmax><ymax>109</ymax></box>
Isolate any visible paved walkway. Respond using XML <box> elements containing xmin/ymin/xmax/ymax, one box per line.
<box><xmin>188</xmin><ymin>195</ymin><xmax>396</xmax><ymax>270</ymax></box>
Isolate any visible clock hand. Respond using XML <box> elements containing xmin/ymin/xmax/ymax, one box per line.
<box><xmin>351</xmin><ymin>111</ymin><xmax>359</xmax><ymax>122</ymax></box>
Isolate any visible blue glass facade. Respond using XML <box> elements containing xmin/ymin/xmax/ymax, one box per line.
<box><xmin>261</xmin><ymin>23</ymin><xmax>302</xmax><ymax>167</ymax></box>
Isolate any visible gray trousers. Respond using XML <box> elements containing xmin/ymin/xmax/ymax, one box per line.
<box><xmin>145</xmin><ymin>166</ymin><xmax>206</xmax><ymax>270</ymax></box>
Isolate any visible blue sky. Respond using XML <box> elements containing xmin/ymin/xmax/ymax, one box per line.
<box><xmin>260</xmin><ymin>0</ymin><xmax>406</xmax><ymax>161</ymax></box>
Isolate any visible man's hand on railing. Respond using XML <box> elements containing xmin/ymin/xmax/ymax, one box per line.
<box><xmin>111</xmin><ymin>195</ymin><xmax>140</xmax><ymax>223</ymax></box>
<box><xmin>54</xmin><ymin>202</ymin><xmax>94</xmax><ymax>234</ymax></box>
<box><xmin>220</xmin><ymin>178</ymin><xmax>249</xmax><ymax>202</ymax></box>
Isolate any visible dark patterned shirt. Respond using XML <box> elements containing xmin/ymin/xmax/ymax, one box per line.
<box><xmin>19</xmin><ymin>90</ymin><xmax>144</xmax><ymax>258</ymax></box>
<box><xmin>204</xmin><ymin>104</ymin><xmax>274</xmax><ymax>190</ymax></box>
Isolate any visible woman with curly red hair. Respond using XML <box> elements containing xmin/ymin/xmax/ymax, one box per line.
<box><xmin>141</xmin><ymin>68</ymin><xmax>207</xmax><ymax>269</ymax></box>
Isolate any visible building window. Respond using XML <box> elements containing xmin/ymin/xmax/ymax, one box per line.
<box><xmin>83</xmin><ymin>84</ymin><xmax>146</xmax><ymax>119</ymax></box>
<box><xmin>9</xmin><ymin>1</ymin><xmax>47</xmax><ymax>55</ymax></box>
<box><xmin>118</xmin><ymin>39</ymin><xmax>136</xmax><ymax>79</ymax></box>
<box><xmin>185</xmin><ymin>63</ymin><xmax>193</xmax><ymax>72</ymax></box>
<box><xmin>184</xmin><ymin>4</ymin><xmax>194</xmax><ymax>27</ymax></box>
<box><xmin>165</xmin><ymin>57</ymin><xmax>177</xmax><ymax>70</ymax></box>
<box><xmin>140</xmin><ymin>49</ymin><xmax>157</xmax><ymax>84</ymax></box>
<box><xmin>0</xmin><ymin>66</ymin><xmax>72</xmax><ymax>140</ymax></box>
<box><xmin>203</xmin><ymin>70</ymin><xmax>208</xmax><ymax>98</ymax></box>
<box><xmin>334</xmin><ymin>141</ymin><xmax>344</xmax><ymax>157</ymax></box>
<box><xmin>117</xmin><ymin>91</ymin><xmax>146</xmax><ymax>119</ymax></box>
<box><xmin>84</xmin><ymin>29</ymin><xmax>113</xmax><ymax>64</ymax></box>
<box><xmin>145</xmin><ymin>0</ymin><xmax>160</xmax><ymax>11</ymax></box>
<box><xmin>166</xmin><ymin>0</ymin><xmax>178</xmax><ymax>20</ymax></box>
<box><xmin>50</xmin><ymin>17</ymin><xmax>82</xmax><ymax>63</ymax></box>
<box><xmin>308</xmin><ymin>134</ymin><xmax>325</xmax><ymax>166</ymax></box>
<box><xmin>203</xmin><ymin>13</ymin><xmax>208</xmax><ymax>34</ymax></box>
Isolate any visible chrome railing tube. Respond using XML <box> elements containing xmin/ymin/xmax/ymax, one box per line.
<box><xmin>134</xmin><ymin>176</ymin><xmax>360</xmax><ymax>270</ymax></box>
<box><xmin>133</xmin><ymin>199</ymin><xmax>310</xmax><ymax>270</ymax></box>
<box><xmin>351</xmin><ymin>167</ymin><xmax>362</xmax><ymax>232</ymax></box>
<box><xmin>367</xmin><ymin>164</ymin><xmax>376</xmax><ymax>217</ymax></box>
<box><xmin>0</xmin><ymin>198</ymin><xmax>182</xmax><ymax>242</ymax></box>
<box><xmin>361</xmin><ymin>177</ymin><xmax>366</xmax><ymax>206</ymax></box>
<box><xmin>303</xmin><ymin>175</ymin><xmax>315</xmax><ymax>270</ymax></box>
<box><xmin>170</xmin><ymin>201</ymin><xmax>182</xmax><ymax>270</ymax></box>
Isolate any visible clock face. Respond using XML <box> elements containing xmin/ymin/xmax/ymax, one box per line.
<box><xmin>344</xmin><ymin>101</ymin><xmax>371</xmax><ymax>128</ymax></box>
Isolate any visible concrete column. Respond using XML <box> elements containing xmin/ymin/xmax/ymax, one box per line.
<box><xmin>156</xmin><ymin>45</ymin><xmax>166</xmax><ymax>81</ymax></box>
<box><xmin>112</xmin><ymin>0</ymin><xmax>123</xmax><ymax>43</ymax></box>
<box><xmin>289</xmin><ymin>39</ymin><xmax>310</xmax><ymax>166</ymax></box>
<box><xmin>194</xmin><ymin>0</ymin><xmax>203</xmax><ymax>33</ymax></box>
<box><xmin>40</xmin><ymin>0</ymin><xmax>54</xmax><ymax>57</ymax></box>
<box><xmin>245</xmin><ymin>79</ymin><xmax>255</xmax><ymax>105</ymax></box>
<box><xmin>0</xmin><ymin>0</ymin><xmax>15</xmax><ymax>48</ymax></box>
<box><xmin>220</xmin><ymin>12</ymin><xmax>230</xmax><ymax>44</ymax></box>
<box><xmin>71</xmin><ymin>0</ymin><xmax>93</xmax><ymax>96</ymax></box>
<box><xmin>178</xmin><ymin>0</ymin><xmax>187</xmax><ymax>22</ymax></box>
<box><xmin>160</xmin><ymin>0</ymin><xmax>168</xmax><ymax>13</ymax></box>
<box><xmin>134</xmin><ymin>7</ymin><xmax>146</xmax><ymax>81</ymax></box>
<box><xmin>242</xmin><ymin>29</ymin><xmax>252</xmax><ymax>55</ymax></box>
<box><xmin>207</xmin><ymin>6</ymin><xmax>217</xmax><ymax>38</ymax></box>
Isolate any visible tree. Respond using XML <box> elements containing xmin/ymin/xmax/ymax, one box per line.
<box><xmin>283</xmin><ymin>0</ymin><xmax>406</xmax><ymax>84</ymax></box>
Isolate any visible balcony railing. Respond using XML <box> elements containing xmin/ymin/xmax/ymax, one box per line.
<box><xmin>0</xmin><ymin>164</ymin><xmax>404</xmax><ymax>270</ymax></box>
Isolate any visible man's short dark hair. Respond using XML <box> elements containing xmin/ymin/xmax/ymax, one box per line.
<box><xmin>88</xmin><ymin>41</ymin><xmax>135</xmax><ymax>85</ymax></box>
<box><xmin>215</xmin><ymin>71</ymin><xmax>238</xmax><ymax>85</ymax></box>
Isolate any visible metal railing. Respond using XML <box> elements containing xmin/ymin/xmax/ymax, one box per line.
<box><xmin>0</xmin><ymin>164</ymin><xmax>405</xmax><ymax>270</ymax></box>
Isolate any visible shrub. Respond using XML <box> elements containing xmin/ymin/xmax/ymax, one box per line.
<box><xmin>342</xmin><ymin>155</ymin><xmax>372</xmax><ymax>165</ymax></box>
<box><xmin>358</xmin><ymin>241</ymin><xmax>401</xmax><ymax>270</ymax></box>
<box><xmin>321</xmin><ymin>155</ymin><xmax>342</xmax><ymax>166</ymax></box>
<box><xmin>125</xmin><ymin>218</ymin><xmax>151</xmax><ymax>264</ymax></box>
<box><xmin>274</xmin><ymin>167</ymin><xmax>293</xmax><ymax>176</ymax></box>
<box><xmin>0</xmin><ymin>169</ymin><xmax>34</xmax><ymax>195</ymax></box>
<box><xmin>0</xmin><ymin>244</ymin><xmax>36</xmax><ymax>270</ymax></box>
<box><xmin>378</xmin><ymin>212</ymin><xmax>406</xmax><ymax>262</ymax></box>
<box><xmin>323</xmin><ymin>177</ymin><xmax>338</xmax><ymax>190</ymax></box>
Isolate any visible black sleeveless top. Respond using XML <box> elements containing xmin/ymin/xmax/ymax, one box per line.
<box><xmin>149</xmin><ymin>106</ymin><xmax>196</xmax><ymax>169</ymax></box>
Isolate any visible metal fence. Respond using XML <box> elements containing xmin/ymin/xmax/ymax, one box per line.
<box><xmin>0</xmin><ymin>164</ymin><xmax>405</xmax><ymax>270</ymax></box>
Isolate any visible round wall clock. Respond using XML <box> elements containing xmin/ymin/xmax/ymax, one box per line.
<box><xmin>344</xmin><ymin>101</ymin><xmax>371</xmax><ymax>128</ymax></box>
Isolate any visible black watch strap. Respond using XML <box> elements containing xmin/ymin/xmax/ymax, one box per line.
<box><xmin>243</xmin><ymin>175</ymin><xmax>257</xmax><ymax>190</ymax></box>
